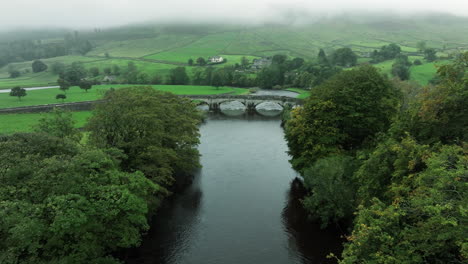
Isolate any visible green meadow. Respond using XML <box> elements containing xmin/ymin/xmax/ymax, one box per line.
<box><xmin>0</xmin><ymin>111</ymin><xmax>92</xmax><ymax>134</ymax></box>
<box><xmin>0</xmin><ymin>84</ymin><xmax>249</xmax><ymax>109</ymax></box>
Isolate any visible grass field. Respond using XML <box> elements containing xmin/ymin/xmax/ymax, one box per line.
<box><xmin>286</xmin><ymin>88</ymin><xmax>311</xmax><ymax>99</ymax></box>
<box><xmin>0</xmin><ymin>84</ymin><xmax>249</xmax><ymax>109</ymax></box>
<box><xmin>0</xmin><ymin>111</ymin><xmax>92</xmax><ymax>134</ymax></box>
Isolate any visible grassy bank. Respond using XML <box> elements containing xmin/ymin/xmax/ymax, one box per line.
<box><xmin>0</xmin><ymin>111</ymin><xmax>92</xmax><ymax>134</ymax></box>
<box><xmin>0</xmin><ymin>84</ymin><xmax>249</xmax><ymax>109</ymax></box>
<box><xmin>286</xmin><ymin>88</ymin><xmax>311</xmax><ymax>99</ymax></box>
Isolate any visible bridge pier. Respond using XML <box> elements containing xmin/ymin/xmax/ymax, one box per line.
<box><xmin>209</xmin><ymin>102</ymin><xmax>220</xmax><ymax>112</ymax></box>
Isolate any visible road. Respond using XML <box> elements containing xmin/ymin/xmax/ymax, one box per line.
<box><xmin>0</xmin><ymin>86</ymin><xmax>59</xmax><ymax>93</ymax></box>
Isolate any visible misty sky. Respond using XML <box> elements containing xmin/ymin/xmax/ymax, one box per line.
<box><xmin>2</xmin><ymin>0</ymin><xmax>468</xmax><ymax>29</ymax></box>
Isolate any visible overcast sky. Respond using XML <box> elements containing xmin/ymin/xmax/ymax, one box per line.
<box><xmin>1</xmin><ymin>0</ymin><xmax>468</xmax><ymax>29</ymax></box>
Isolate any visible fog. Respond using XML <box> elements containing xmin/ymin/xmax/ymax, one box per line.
<box><xmin>1</xmin><ymin>0</ymin><xmax>467</xmax><ymax>30</ymax></box>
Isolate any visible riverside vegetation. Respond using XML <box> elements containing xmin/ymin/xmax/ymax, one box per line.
<box><xmin>284</xmin><ymin>52</ymin><xmax>467</xmax><ymax>263</ymax></box>
<box><xmin>0</xmin><ymin>87</ymin><xmax>202</xmax><ymax>263</ymax></box>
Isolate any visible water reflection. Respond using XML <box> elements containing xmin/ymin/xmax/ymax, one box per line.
<box><xmin>282</xmin><ymin>178</ymin><xmax>344</xmax><ymax>263</ymax></box>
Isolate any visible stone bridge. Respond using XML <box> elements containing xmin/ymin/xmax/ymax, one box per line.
<box><xmin>181</xmin><ymin>94</ymin><xmax>303</xmax><ymax>112</ymax></box>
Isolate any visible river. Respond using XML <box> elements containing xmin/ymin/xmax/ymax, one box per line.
<box><xmin>121</xmin><ymin>113</ymin><xmax>343</xmax><ymax>264</ymax></box>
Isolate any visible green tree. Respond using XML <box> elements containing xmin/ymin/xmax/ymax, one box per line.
<box><xmin>9</xmin><ymin>86</ymin><xmax>27</xmax><ymax>101</ymax></box>
<box><xmin>196</xmin><ymin>57</ymin><xmax>206</xmax><ymax>66</ymax></box>
<box><xmin>188</xmin><ymin>58</ymin><xmax>194</xmax><ymax>66</ymax></box>
<box><xmin>56</xmin><ymin>93</ymin><xmax>66</xmax><ymax>102</ymax></box>
<box><xmin>302</xmin><ymin>155</ymin><xmax>358</xmax><ymax>227</ymax></box>
<box><xmin>211</xmin><ymin>71</ymin><xmax>223</xmax><ymax>90</ymax></box>
<box><xmin>32</xmin><ymin>60</ymin><xmax>48</xmax><ymax>73</ymax></box>
<box><xmin>57</xmin><ymin>78</ymin><xmax>71</xmax><ymax>93</ymax></box>
<box><xmin>241</xmin><ymin>56</ymin><xmax>249</xmax><ymax>68</ymax></box>
<box><xmin>416</xmin><ymin>40</ymin><xmax>427</xmax><ymax>52</ymax></box>
<box><xmin>35</xmin><ymin>108</ymin><xmax>81</xmax><ymax>141</ymax></box>
<box><xmin>424</xmin><ymin>48</ymin><xmax>437</xmax><ymax>62</ymax></box>
<box><xmin>89</xmin><ymin>66</ymin><xmax>100</xmax><ymax>77</ymax></box>
<box><xmin>285</xmin><ymin>65</ymin><xmax>400</xmax><ymax>171</ymax></box>
<box><xmin>86</xmin><ymin>87</ymin><xmax>201</xmax><ymax>190</ymax></box>
<box><xmin>79</xmin><ymin>80</ymin><xmax>93</xmax><ymax>92</ymax></box>
<box><xmin>168</xmin><ymin>67</ymin><xmax>189</xmax><ymax>85</ymax></box>
<box><xmin>9</xmin><ymin>69</ymin><xmax>20</xmax><ymax>78</ymax></box>
<box><xmin>331</xmin><ymin>48</ymin><xmax>357</xmax><ymax>67</ymax></box>
<box><xmin>0</xmin><ymin>133</ymin><xmax>158</xmax><ymax>263</ymax></box>
<box><xmin>317</xmin><ymin>49</ymin><xmax>329</xmax><ymax>65</ymax></box>
<box><xmin>51</xmin><ymin>62</ymin><xmax>66</xmax><ymax>75</ymax></box>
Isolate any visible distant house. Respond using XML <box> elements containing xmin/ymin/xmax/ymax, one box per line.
<box><xmin>102</xmin><ymin>75</ymin><xmax>116</xmax><ymax>82</ymax></box>
<box><xmin>209</xmin><ymin>56</ymin><xmax>224</xmax><ymax>63</ymax></box>
<box><xmin>251</xmin><ymin>57</ymin><xmax>272</xmax><ymax>70</ymax></box>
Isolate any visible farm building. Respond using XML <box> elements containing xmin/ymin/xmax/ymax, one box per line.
<box><xmin>102</xmin><ymin>75</ymin><xmax>116</xmax><ymax>82</ymax></box>
<box><xmin>209</xmin><ymin>56</ymin><xmax>224</xmax><ymax>63</ymax></box>
<box><xmin>251</xmin><ymin>57</ymin><xmax>272</xmax><ymax>70</ymax></box>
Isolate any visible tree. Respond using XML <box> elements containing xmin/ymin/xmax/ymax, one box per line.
<box><xmin>86</xmin><ymin>86</ymin><xmax>201</xmax><ymax>190</ymax></box>
<box><xmin>256</xmin><ymin>65</ymin><xmax>282</xmax><ymax>89</ymax></box>
<box><xmin>196</xmin><ymin>57</ymin><xmax>206</xmax><ymax>66</ymax></box>
<box><xmin>79</xmin><ymin>80</ymin><xmax>93</xmax><ymax>92</ymax></box>
<box><xmin>272</xmin><ymin>54</ymin><xmax>287</xmax><ymax>65</ymax></box>
<box><xmin>331</xmin><ymin>48</ymin><xmax>357</xmax><ymax>67</ymax></box>
<box><xmin>9</xmin><ymin>86</ymin><xmax>27</xmax><ymax>101</ymax></box>
<box><xmin>416</xmin><ymin>40</ymin><xmax>427</xmax><ymax>52</ymax></box>
<box><xmin>112</xmin><ymin>65</ymin><xmax>121</xmax><ymax>76</ymax></box>
<box><xmin>51</xmin><ymin>62</ymin><xmax>65</xmax><ymax>75</ymax></box>
<box><xmin>211</xmin><ymin>71</ymin><xmax>223</xmax><ymax>90</ymax></box>
<box><xmin>168</xmin><ymin>67</ymin><xmax>189</xmax><ymax>85</ymax></box>
<box><xmin>103</xmin><ymin>67</ymin><xmax>112</xmax><ymax>75</ymax></box>
<box><xmin>57</xmin><ymin>78</ymin><xmax>71</xmax><ymax>93</ymax></box>
<box><xmin>424</xmin><ymin>48</ymin><xmax>437</xmax><ymax>62</ymax></box>
<box><xmin>391</xmin><ymin>55</ymin><xmax>411</xmax><ymax>80</ymax></box>
<box><xmin>32</xmin><ymin>60</ymin><xmax>48</xmax><ymax>73</ymax></box>
<box><xmin>302</xmin><ymin>155</ymin><xmax>358</xmax><ymax>227</ymax></box>
<box><xmin>59</xmin><ymin>62</ymin><xmax>87</xmax><ymax>86</ymax></box>
<box><xmin>105</xmin><ymin>52</ymin><xmax>110</xmax><ymax>58</ymax></box>
<box><xmin>9</xmin><ymin>69</ymin><xmax>20</xmax><ymax>78</ymax></box>
<box><xmin>35</xmin><ymin>108</ymin><xmax>81</xmax><ymax>141</ymax></box>
<box><xmin>413</xmin><ymin>59</ymin><xmax>422</xmax><ymax>65</ymax></box>
<box><xmin>317</xmin><ymin>49</ymin><xmax>329</xmax><ymax>65</ymax></box>
<box><xmin>285</xmin><ymin>65</ymin><xmax>400</xmax><ymax>171</ymax></box>
<box><xmin>89</xmin><ymin>67</ymin><xmax>100</xmax><ymax>77</ymax></box>
<box><xmin>241</xmin><ymin>56</ymin><xmax>249</xmax><ymax>68</ymax></box>
<box><xmin>0</xmin><ymin>133</ymin><xmax>158</xmax><ymax>263</ymax></box>
<box><xmin>188</xmin><ymin>58</ymin><xmax>194</xmax><ymax>66</ymax></box>
<box><xmin>56</xmin><ymin>93</ymin><xmax>66</xmax><ymax>102</ymax></box>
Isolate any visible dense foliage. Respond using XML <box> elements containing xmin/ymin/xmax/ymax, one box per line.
<box><xmin>87</xmin><ymin>86</ymin><xmax>201</xmax><ymax>192</ymax></box>
<box><xmin>0</xmin><ymin>87</ymin><xmax>202</xmax><ymax>263</ymax></box>
<box><xmin>285</xmin><ymin>53</ymin><xmax>467</xmax><ymax>263</ymax></box>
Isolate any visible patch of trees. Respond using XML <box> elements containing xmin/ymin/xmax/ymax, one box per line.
<box><xmin>256</xmin><ymin>51</ymin><xmax>341</xmax><ymax>89</ymax></box>
<box><xmin>284</xmin><ymin>53</ymin><xmax>467</xmax><ymax>263</ymax></box>
<box><xmin>0</xmin><ymin>87</ymin><xmax>202</xmax><ymax>263</ymax></box>
<box><xmin>330</xmin><ymin>48</ymin><xmax>358</xmax><ymax>67</ymax></box>
<box><xmin>370</xmin><ymin>43</ymin><xmax>401</xmax><ymax>63</ymax></box>
<box><xmin>0</xmin><ymin>31</ymin><xmax>93</xmax><ymax>68</ymax></box>
<box><xmin>32</xmin><ymin>59</ymin><xmax>48</xmax><ymax>73</ymax></box>
<box><xmin>391</xmin><ymin>54</ymin><xmax>411</xmax><ymax>80</ymax></box>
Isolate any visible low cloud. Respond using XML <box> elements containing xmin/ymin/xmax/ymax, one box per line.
<box><xmin>1</xmin><ymin>0</ymin><xmax>467</xmax><ymax>30</ymax></box>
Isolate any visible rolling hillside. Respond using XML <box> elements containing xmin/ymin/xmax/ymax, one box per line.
<box><xmin>1</xmin><ymin>15</ymin><xmax>467</xmax><ymax>88</ymax></box>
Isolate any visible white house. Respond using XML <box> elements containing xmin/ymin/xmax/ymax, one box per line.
<box><xmin>209</xmin><ymin>56</ymin><xmax>224</xmax><ymax>63</ymax></box>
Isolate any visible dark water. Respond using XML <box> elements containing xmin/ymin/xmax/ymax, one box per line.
<box><xmin>122</xmin><ymin>114</ymin><xmax>343</xmax><ymax>264</ymax></box>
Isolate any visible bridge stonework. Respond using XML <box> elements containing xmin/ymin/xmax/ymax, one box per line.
<box><xmin>0</xmin><ymin>95</ymin><xmax>303</xmax><ymax>114</ymax></box>
<box><xmin>182</xmin><ymin>94</ymin><xmax>303</xmax><ymax>112</ymax></box>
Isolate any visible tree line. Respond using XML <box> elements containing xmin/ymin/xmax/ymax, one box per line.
<box><xmin>0</xmin><ymin>31</ymin><xmax>92</xmax><ymax>68</ymax></box>
<box><xmin>0</xmin><ymin>87</ymin><xmax>202</xmax><ymax>263</ymax></box>
<box><xmin>284</xmin><ymin>52</ymin><xmax>467</xmax><ymax>263</ymax></box>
